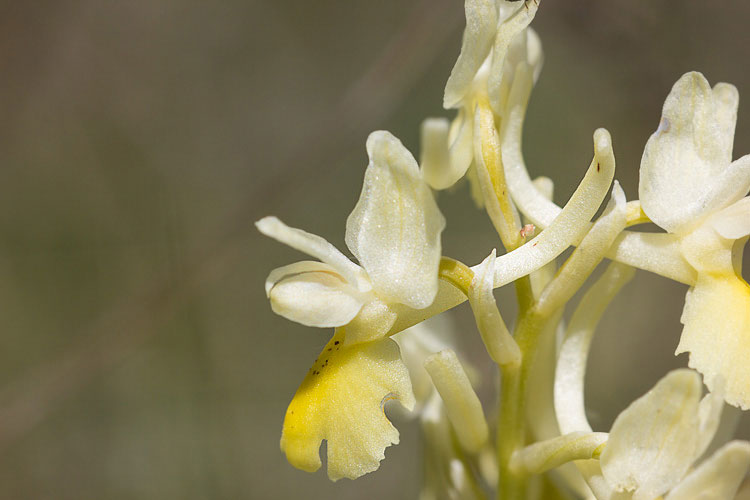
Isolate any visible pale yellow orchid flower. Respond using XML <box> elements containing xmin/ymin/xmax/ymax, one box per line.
<box><xmin>257</xmin><ymin>130</ymin><xmax>445</xmax><ymax>480</ymax></box>
<box><xmin>420</xmin><ymin>0</ymin><xmax>542</xmax><ymax>192</ymax></box>
<box><xmin>639</xmin><ymin>71</ymin><xmax>750</xmax><ymax>410</ymax></box>
<box><xmin>257</xmin><ymin>130</ymin><xmax>446</xmax><ymax>345</ymax></box>
<box><xmin>551</xmin><ymin>266</ymin><xmax>750</xmax><ymax>500</ymax></box>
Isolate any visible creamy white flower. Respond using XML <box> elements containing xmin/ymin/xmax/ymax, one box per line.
<box><xmin>599</xmin><ymin>370</ymin><xmax>725</xmax><ymax>500</ymax></box>
<box><xmin>421</xmin><ymin>0</ymin><xmax>542</xmax><ymax>191</ymax></box>
<box><xmin>639</xmin><ymin>72</ymin><xmax>750</xmax><ymax>409</ymax></box>
<box><xmin>577</xmin><ymin>370</ymin><xmax>750</xmax><ymax>500</ymax></box>
<box><xmin>554</xmin><ymin>269</ymin><xmax>750</xmax><ymax>500</ymax></box>
<box><xmin>257</xmin><ymin>130</ymin><xmax>446</xmax><ymax>345</ymax></box>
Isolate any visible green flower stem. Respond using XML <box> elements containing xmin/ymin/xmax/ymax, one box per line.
<box><xmin>498</xmin><ymin>307</ymin><xmax>547</xmax><ymax>500</ymax></box>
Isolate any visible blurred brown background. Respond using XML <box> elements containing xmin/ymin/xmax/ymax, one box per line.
<box><xmin>0</xmin><ymin>1</ymin><xmax>747</xmax><ymax>498</ymax></box>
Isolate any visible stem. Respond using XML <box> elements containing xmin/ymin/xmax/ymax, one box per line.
<box><xmin>497</xmin><ymin>308</ymin><xmax>550</xmax><ymax>500</ymax></box>
<box><xmin>498</xmin><ymin>360</ymin><xmax>524</xmax><ymax>500</ymax></box>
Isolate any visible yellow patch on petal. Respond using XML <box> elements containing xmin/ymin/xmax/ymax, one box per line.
<box><xmin>280</xmin><ymin>329</ymin><xmax>416</xmax><ymax>481</ymax></box>
<box><xmin>678</xmin><ymin>273</ymin><xmax>750</xmax><ymax>409</ymax></box>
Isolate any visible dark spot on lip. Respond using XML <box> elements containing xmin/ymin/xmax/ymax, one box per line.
<box><xmin>596</xmin><ymin>162</ymin><xmax>600</xmax><ymax>172</ymax></box>
<box><xmin>334</xmin><ymin>341</ymin><xmax>340</xmax><ymax>345</ymax></box>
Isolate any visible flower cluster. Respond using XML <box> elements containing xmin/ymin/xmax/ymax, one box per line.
<box><xmin>258</xmin><ymin>1</ymin><xmax>750</xmax><ymax>498</ymax></box>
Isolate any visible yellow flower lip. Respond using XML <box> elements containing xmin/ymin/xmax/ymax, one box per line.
<box><xmin>280</xmin><ymin>329</ymin><xmax>415</xmax><ymax>481</ymax></box>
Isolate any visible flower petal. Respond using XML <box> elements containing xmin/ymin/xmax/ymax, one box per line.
<box><xmin>421</xmin><ymin>117</ymin><xmax>455</xmax><ymax>190</ymax></box>
<box><xmin>443</xmin><ymin>0</ymin><xmax>498</xmax><ymax>109</ymax></box>
<box><xmin>468</xmin><ymin>249</ymin><xmax>521</xmax><ymax>366</ymax></box>
<box><xmin>555</xmin><ymin>262</ymin><xmax>635</xmax><ymax>435</ymax></box>
<box><xmin>665</xmin><ymin>441</ymin><xmax>750</xmax><ymax>500</ymax></box>
<box><xmin>502</xmin><ymin>61</ymin><xmax>561</xmax><ymax>227</ymax></box>
<box><xmin>449</xmin><ymin>107</ymin><xmax>476</xmax><ymax>190</ymax></box>
<box><xmin>280</xmin><ymin>330</ymin><xmax>415</xmax><ymax>481</ymax></box>
<box><xmin>707</xmin><ymin>196</ymin><xmax>750</xmax><ymax>240</ymax></box>
<box><xmin>510</xmin><ymin>432</ymin><xmax>608</xmax><ymax>475</ymax></box>
<box><xmin>489</xmin><ymin>28</ymin><xmax>536</xmax><ymax>122</ymax></box>
<box><xmin>639</xmin><ymin>72</ymin><xmax>750</xmax><ymax>233</ymax></box>
<box><xmin>424</xmin><ymin>349</ymin><xmax>488</xmax><ymax>454</ymax></box>
<box><xmin>677</xmin><ymin>273</ymin><xmax>750</xmax><ymax>409</ymax></box>
<box><xmin>600</xmin><ymin>369</ymin><xmax>704</xmax><ymax>500</ymax></box>
<box><xmin>346</xmin><ymin>131</ymin><xmax>446</xmax><ymax>309</ymax></box>
<box><xmin>256</xmin><ymin>216</ymin><xmax>369</xmax><ymax>291</ymax></box>
<box><xmin>420</xmin><ymin>115</ymin><xmax>475</xmax><ymax>191</ymax></box>
<box><xmin>488</xmin><ymin>2</ymin><xmax>540</xmax><ymax>115</ymax></box>
<box><xmin>266</xmin><ymin>261</ymin><xmax>366</xmax><ymax>328</ymax></box>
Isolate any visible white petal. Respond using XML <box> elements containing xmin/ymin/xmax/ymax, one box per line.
<box><xmin>510</xmin><ymin>432</ymin><xmax>609</xmax><ymax>475</ymax></box>
<box><xmin>488</xmin><ymin>2</ymin><xmax>540</xmax><ymax>115</ymax></box>
<box><xmin>608</xmin><ymin>231</ymin><xmax>697</xmax><ymax>286</ymax></box>
<box><xmin>424</xmin><ymin>349</ymin><xmax>488</xmax><ymax>453</ymax></box>
<box><xmin>665</xmin><ymin>441</ymin><xmax>750</xmax><ymax>500</ymax></box>
<box><xmin>266</xmin><ymin>261</ymin><xmax>366</xmax><ymax>328</ymax></box>
<box><xmin>448</xmin><ymin>108</ymin><xmax>476</xmax><ymax>187</ymax></box>
<box><xmin>502</xmin><ymin>61</ymin><xmax>561</xmax><ymax>228</ymax></box>
<box><xmin>526</xmin><ymin>27</ymin><xmax>544</xmax><ymax>83</ymax></box>
<box><xmin>555</xmin><ymin>262</ymin><xmax>635</xmax><ymax>435</ymax></box>
<box><xmin>420</xmin><ymin>117</ymin><xmax>462</xmax><ymax>190</ymax></box>
<box><xmin>443</xmin><ymin>0</ymin><xmax>498</xmax><ymax>109</ymax></box>
<box><xmin>696</xmin><ymin>387</ymin><xmax>724</xmax><ymax>459</ymax></box>
<box><xmin>707</xmin><ymin>196</ymin><xmax>750</xmax><ymax>240</ymax></box>
<box><xmin>600</xmin><ymin>369</ymin><xmax>704</xmax><ymax>500</ymax></box>
<box><xmin>503</xmin><ymin>28</ymin><xmax>543</xmax><ymax>89</ymax></box>
<box><xmin>639</xmin><ymin>72</ymin><xmax>750</xmax><ymax>233</ymax></box>
<box><xmin>256</xmin><ymin>216</ymin><xmax>369</xmax><ymax>291</ymax></box>
<box><xmin>575</xmin><ymin>460</ymin><xmax>632</xmax><ymax>500</ymax></box>
<box><xmin>346</xmin><ymin>131</ymin><xmax>446</xmax><ymax>309</ymax></box>
<box><xmin>468</xmin><ymin>250</ymin><xmax>521</xmax><ymax>366</ymax></box>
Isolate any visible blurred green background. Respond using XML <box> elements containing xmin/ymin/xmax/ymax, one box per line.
<box><xmin>0</xmin><ymin>1</ymin><xmax>748</xmax><ymax>498</ymax></box>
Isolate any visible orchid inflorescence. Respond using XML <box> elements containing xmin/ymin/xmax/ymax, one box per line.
<box><xmin>257</xmin><ymin>1</ymin><xmax>750</xmax><ymax>498</ymax></box>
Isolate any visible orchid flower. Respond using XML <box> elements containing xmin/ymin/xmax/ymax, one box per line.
<box><xmin>257</xmin><ymin>130</ymin><xmax>446</xmax><ymax>480</ymax></box>
<box><xmin>575</xmin><ymin>369</ymin><xmax>750</xmax><ymax>500</ymax></box>
<box><xmin>639</xmin><ymin>71</ymin><xmax>750</xmax><ymax>410</ymax></box>
<box><xmin>547</xmin><ymin>261</ymin><xmax>750</xmax><ymax>500</ymax></box>
<box><xmin>257</xmin><ymin>130</ymin><xmax>446</xmax><ymax>346</ymax></box>
<box><xmin>420</xmin><ymin>0</ymin><xmax>542</xmax><ymax>192</ymax></box>
<box><xmin>551</xmin><ymin>265</ymin><xmax>750</xmax><ymax>500</ymax></box>
<box><xmin>255</xmin><ymin>0</ymin><xmax>750</xmax><ymax>495</ymax></box>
